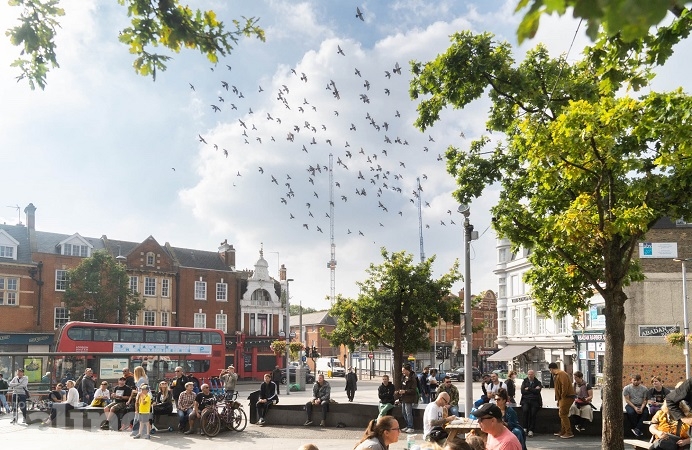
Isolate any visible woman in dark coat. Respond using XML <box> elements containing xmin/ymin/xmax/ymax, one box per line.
<box><xmin>345</xmin><ymin>367</ymin><xmax>358</xmax><ymax>402</ymax></box>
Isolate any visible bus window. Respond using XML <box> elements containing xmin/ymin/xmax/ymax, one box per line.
<box><xmin>180</xmin><ymin>331</ymin><xmax>201</xmax><ymax>345</ymax></box>
<box><xmin>145</xmin><ymin>330</ymin><xmax>167</xmax><ymax>343</ymax></box>
<box><xmin>93</xmin><ymin>328</ymin><xmax>119</xmax><ymax>341</ymax></box>
<box><xmin>169</xmin><ymin>330</ymin><xmax>179</xmax><ymax>344</ymax></box>
<box><xmin>67</xmin><ymin>326</ymin><xmax>92</xmax><ymax>341</ymax></box>
<box><xmin>120</xmin><ymin>328</ymin><xmax>144</xmax><ymax>342</ymax></box>
<box><xmin>203</xmin><ymin>331</ymin><xmax>223</xmax><ymax>345</ymax></box>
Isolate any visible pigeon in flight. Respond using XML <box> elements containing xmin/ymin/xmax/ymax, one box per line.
<box><xmin>198</xmin><ymin>135</ymin><xmax>207</xmax><ymax>144</ymax></box>
<box><xmin>189</xmin><ymin>83</ymin><xmax>195</xmax><ymax>91</ymax></box>
<box><xmin>337</xmin><ymin>45</ymin><xmax>345</xmax><ymax>56</ymax></box>
<box><xmin>355</xmin><ymin>68</ymin><xmax>361</xmax><ymax>77</ymax></box>
<box><xmin>356</xmin><ymin>7</ymin><xmax>364</xmax><ymax>21</ymax></box>
<box><xmin>393</xmin><ymin>62</ymin><xmax>402</xmax><ymax>75</ymax></box>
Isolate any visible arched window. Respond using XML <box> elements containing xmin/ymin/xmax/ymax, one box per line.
<box><xmin>250</xmin><ymin>289</ymin><xmax>271</xmax><ymax>305</ymax></box>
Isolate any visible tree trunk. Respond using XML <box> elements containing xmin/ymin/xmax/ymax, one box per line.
<box><xmin>602</xmin><ymin>289</ymin><xmax>627</xmax><ymax>450</ymax></box>
<box><xmin>393</xmin><ymin>352</ymin><xmax>403</xmax><ymax>387</ymax></box>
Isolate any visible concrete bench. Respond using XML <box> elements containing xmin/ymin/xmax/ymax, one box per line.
<box><xmin>624</xmin><ymin>438</ymin><xmax>651</xmax><ymax>449</ymax></box>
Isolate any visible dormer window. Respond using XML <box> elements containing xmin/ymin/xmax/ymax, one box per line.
<box><xmin>146</xmin><ymin>252</ymin><xmax>155</xmax><ymax>266</ymax></box>
<box><xmin>0</xmin><ymin>230</ymin><xmax>19</xmax><ymax>260</ymax></box>
<box><xmin>63</xmin><ymin>243</ymin><xmax>89</xmax><ymax>256</ymax></box>
<box><xmin>0</xmin><ymin>246</ymin><xmax>14</xmax><ymax>259</ymax></box>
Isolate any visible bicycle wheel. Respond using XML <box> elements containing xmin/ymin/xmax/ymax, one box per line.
<box><xmin>231</xmin><ymin>406</ymin><xmax>247</xmax><ymax>432</ymax></box>
<box><xmin>200</xmin><ymin>408</ymin><xmax>221</xmax><ymax>437</ymax></box>
<box><xmin>221</xmin><ymin>406</ymin><xmax>234</xmax><ymax>431</ymax></box>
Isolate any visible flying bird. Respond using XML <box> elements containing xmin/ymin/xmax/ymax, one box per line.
<box><xmin>393</xmin><ymin>62</ymin><xmax>402</xmax><ymax>75</ymax></box>
<box><xmin>356</xmin><ymin>7</ymin><xmax>364</xmax><ymax>21</ymax></box>
<box><xmin>337</xmin><ymin>45</ymin><xmax>345</xmax><ymax>56</ymax></box>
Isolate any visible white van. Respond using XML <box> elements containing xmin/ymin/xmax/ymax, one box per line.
<box><xmin>315</xmin><ymin>357</ymin><xmax>346</xmax><ymax>377</ymax></box>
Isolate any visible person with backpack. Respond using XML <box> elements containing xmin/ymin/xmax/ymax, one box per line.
<box><xmin>487</xmin><ymin>372</ymin><xmax>507</xmax><ymax>404</ymax></box>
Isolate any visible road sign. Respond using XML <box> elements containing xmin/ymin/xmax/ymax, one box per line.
<box><xmin>368</xmin><ymin>353</ymin><xmax>374</xmax><ymax>359</ymax></box>
<box><xmin>289</xmin><ymin>332</ymin><xmax>296</xmax><ymax>338</ymax></box>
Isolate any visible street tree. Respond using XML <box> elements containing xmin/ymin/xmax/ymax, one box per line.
<box><xmin>515</xmin><ymin>0</ymin><xmax>690</xmax><ymax>42</ymax></box>
<box><xmin>410</xmin><ymin>26</ymin><xmax>692</xmax><ymax>449</ymax></box>
<box><xmin>5</xmin><ymin>0</ymin><xmax>265</xmax><ymax>90</ymax></box>
<box><xmin>289</xmin><ymin>304</ymin><xmax>317</xmax><ymax>316</ymax></box>
<box><xmin>63</xmin><ymin>250</ymin><xmax>144</xmax><ymax>324</ymax></box>
<box><xmin>327</xmin><ymin>248</ymin><xmax>461</xmax><ymax>386</ymax></box>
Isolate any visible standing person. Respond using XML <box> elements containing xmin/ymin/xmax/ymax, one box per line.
<box><xmin>256</xmin><ymin>373</ymin><xmax>279</xmax><ymax>425</ymax></box>
<box><xmin>81</xmin><ymin>368</ymin><xmax>95</xmax><ymax>405</ymax></box>
<box><xmin>122</xmin><ymin>367</ymin><xmax>136</xmax><ymax>388</ymax></box>
<box><xmin>129</xmin><ymin>365</ymin><xmax>149</xmax><ymax>435</ymax></box>
<box><xmin>346</xmin><ymin>367</ymin><xmax>358</xmax><ymax>402</ymax></box>
<box><xmin>519</xmin><ymin>369</ymin><xmax>542</xmax><ymax>437</ymax></box>
<box><xmin>220</xmin><ymin>365</ymin><xmax>238</xmax><ymax>400</ymax></box>
<box><xmin>396</xmin><ymin>364</ymin><xmax>417</xmax><ymax>433</ymax></box>
<box><xmin>152</xmin><ymin>381</ymin><xmax>173</xmax><ymax>432</ymax></box>
<box><xmin>474</xmin><ymin>403</ymin><xmax>522</xmax><ymax>450</ymax></box>
<box><xmin>648</xmin><ymin>376</ymin><xmax>670</xmax><ymax>416</ymax></box>
<box><xmin>171</xmin><ymin>366</ymin><xmax>189</xmax><ymax>405</ymax></box>
<box><xmin>305</xmin><ymin>373</ymin><xmax>331</xmax><ymax>427</ymax></box>
<box><xmin>354</xmin><ymin>416</ymin><xmax>402</xmax><ymax>450</ymax></box>
<box><xmin>623</xmin><ymin>373</ymin><xmax>650</xmax><ymax>437</ymax></box>
<box><xmin>423</xmin><ymin>391</ymin><xmax>455</xmax><ymax>443</ymax></box>
<box><xmin>418</xmin><ymin>367</ymin><xmax>431</xmax><ymax>404</ymax></box>
<box><xmin>428</xmin><ymin>369</ymin><xmax>440</xmax><ymax>401</ymax></box>
<box><xmin>133</xmin><ymin>384</ymin><xmax>152</xmax><ymax>439</ymax></box>
<box><xmin>569</xmin><ymin>371</ymin><xmax>594</xmax><ymax>433</ymax></box>
<box><xmin>549</xmin><ymin>362</ymin><xmax>575</xmax><ymax>439</ymax></box>
<box><xmin>8</xmin><ymin>368</ymin><xmax>29</xmax><ymax>424</ymax></box>
<box><xmin>0</xmin><ymin>373</ymin><xmax>9</xmax><ymax>414</ymax></box>
<box><xmin>272</xmin><ymin>365</ymin><xmax>283</xmax><ymax>385</ymax></box>
<box><xmin>377</xmin><ymin>375</ymin><xmax>396</xmax><ymax>419</ymax></box>
<box><xmin>505</xmin><ymin>371</ymin><xmax>517</xmax><ymax>406</ymax></box>
<box><xmin>436</xmin><ymin>376</ymin><xmax>460</xmax><ymax>416</ymax></box>
<box><xmin>185</xmin><ymin>383</ymin><xmax>214</xmax><ymax>435</ymax></box>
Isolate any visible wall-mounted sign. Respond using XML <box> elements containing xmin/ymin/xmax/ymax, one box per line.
<box><xmin>638</xmin><ymin>325</ymin><xmax>680</xmax><ymax>337</ymax></box>
<box><xmin>639</xmin><ymin>242</ymin><xmax>678</xmax><ymax>259</ymax></box>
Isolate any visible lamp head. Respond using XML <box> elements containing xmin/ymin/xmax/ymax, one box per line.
<box><xmin>457</xmin><ymin>204</ymin><xmax>470</xmax><ymax>217</ymax></box>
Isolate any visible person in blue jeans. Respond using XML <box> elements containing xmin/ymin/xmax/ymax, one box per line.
<box><xmin>397</xmin><ymin>364</ymin><xmax>417</xmax><ymax>433</ymax></box>
<box><xmin>623</xmin><ymin>374</ymin><xmax>650</xmax><ymax>437</ymax></box>
<box><xmin>0</xmin><ymin>373</ymin><xmax>9</xmax><ymax>413</ymax></box>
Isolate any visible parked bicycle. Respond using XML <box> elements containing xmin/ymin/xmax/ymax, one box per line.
<box><xmin>200</xmin><ymin>391</ymin><xmax>247</xmax><ymax>437</ymax></box>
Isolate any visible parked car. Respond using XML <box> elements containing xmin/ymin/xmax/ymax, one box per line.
<box><xmin>445</xmin><ymin>367</ymin><xmax>482</xmax><ymax>382</ymax></box>
<box><xmin>280</xmin><ymin>366</ymin><xmax>315</xmax><ymax>384</ymax></box>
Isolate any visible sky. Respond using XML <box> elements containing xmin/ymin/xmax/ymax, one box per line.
<box><xmin>1</xmin><ymin>1</ymin><xmax>690</xmax><ymax>311</ymax></box>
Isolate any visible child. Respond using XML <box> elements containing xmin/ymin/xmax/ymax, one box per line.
<box><xmin>133</xmin><ymin>384</ymin><xmax>152</xmax><ymax>439</ymax></box>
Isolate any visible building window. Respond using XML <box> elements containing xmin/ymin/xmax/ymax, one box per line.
<box><xmin>251</xmin><ymin>289</ymin><xmax>271</xmax><ymax>305</ymax></box>
<box><xmin>511</xmin><ymin>275</ymin><xmax>519</xmax><ymax>297</ymax></box>
<box><xmin>83</xmin><ymin>308</ymin><xmax>95</xmax><ymax>321</ymax></box>
<box><xmin>63</xmin><ymin>243</ymin><xmax>89</xmax><ymax>257</ymax></box>
<box><xmin>216</xmin><ymin>283</ymin><xmax>227</xmax><ymax>302</ymax></box>
<box><xmin>216</xmin><ymin>314</ymin><xmax>227</xmax><ymax>333</ymax></box>
<box><xmin>144</xmin><ymin>311</ymin><xmax>156</xmax><ymax>326</ymax></box>
<box><xmin>0</xmin><ymin>245</ymin><xmax>14</xmax><ymax>259</ymax></box>
<box><xmin>440</xmin><ymin>329</ymin><xmax>446</xmax><ymax>342</ymax></box>
<box><xmin>55</xmin><ymin>270</ymin><xmax>68</xmax><ymax>291</ymax></box>
<box><xmin>195</xmin><ymin>281</ymin><xmax>207</xmax><ymax>300</ymax></box>
<box><xmin>0</xmin><ymin>277</ymin><xmax>18</xmax><ymax>305</ymax></box>
<box><xmin>556</xmin><ymin>316</ymin><xmax>568</xmax><ymax>334</ymax></box>
<box><xmin>511</xmin><ymin>309</ymin><xmax>519</xmax><ymax>335</ymax></box>
<box><xmin>498</xmin><ymin>248</ymin><xmax>507</xmax><ymax>263</ymax></box>
<box><xmin>129</xmin><ymin>276</ymin><xmax>139</xmax><ymax>294</ymax></box>
<box><xmin>55</xmin><ymin>307</ymin><xmax>70</xmax><ymax>329</ymax></box>
<box><xmin>250</xmin><ymin>313</ymin><xmax>256</xmax><ymax>336</ymax></box>
<box><xmin>258</xmin><ymin>314</ymin><xmax>268</xmax><ymax>336</ymax></box>
<box><xmin>498</xmin><ymin>310</ymin><xmax>507</xmax><ymax>337</ymax></box>
<box><xmin>146</xmin><ymin>252</ymin><xmax>155</xmax><ymax>266</ymax></box>
<box><xmin>522</xmin><ymin>308</ymin><xmax>531</xmax><ymax>335</ymax></box>
<box><xmin>161</xmin><ymin>312</ymin><xmax>169</xmax><ymax>327</ymax></box>
<box><xmin>161</xmin><ymin>279</ymin><xmax>170</xmax><ymax>297</ymax></box>
<box><xmin>537</xmin><ymin>316</ymin><xmax>546</xmax><ymax>334</ymax></box>
<box><xmin>194</xmin><ymin>313</ymin><xmax>206</xmax><ymax>328</ymax></box>
<box><xmin>144</xmin><ymin>277</ymin><xmax>156</xmax><ymax>296</ymax></box>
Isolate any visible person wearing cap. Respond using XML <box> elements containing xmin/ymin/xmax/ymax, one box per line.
<box><xmin>0</xmin><ymin>373</ymin><xmax>9</xmax><ymax>414</ymax></box>
<box><xmin>345</xmin><ymin>367</ymin><xmax>358</xmax><ymax>402</ymax></box>
<box><xmin>220</xmin><ymin>365</ymin><xmax>238</xmax><ymax>400</ymax></box>
<box><xmin>8</xmin><ymin>368</ymin><xmax>29</xmax><ymax>424</ymax></box>
<box><xmin>474</xmin><ymin>403</ymin><xmax>522</xmax><ymax>450</ymax></box>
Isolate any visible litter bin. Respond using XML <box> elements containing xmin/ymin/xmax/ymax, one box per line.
<box><xmin>327</xmin><ymin>370</ymin><xmax>332</xmax><ymax>378</ymax></box>
<box><xmin>247</xmin><ymin>389</ymin><xmax>261</xmax><ymax>424</ymax></box>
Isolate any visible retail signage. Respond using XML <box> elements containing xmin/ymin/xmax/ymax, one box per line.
<box><xmin>638</xmin><ymin>242</ymin><xmax>678</xmax><ymax>258</ymax></box>
<box><xmin>639</xmin><ymin>325</ymin><xmax>679</xmax><ymax>337</ymax></box>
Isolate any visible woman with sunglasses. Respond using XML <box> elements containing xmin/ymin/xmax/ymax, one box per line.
<box><xmin>354</xmin><ymin>416</ymin><xmax>401</xmax><ymax>450</ymax></box>
<box><xmin>495</xmin><ymin>388</ymin><xmax>527</xmax><ymax>450</ymax></box>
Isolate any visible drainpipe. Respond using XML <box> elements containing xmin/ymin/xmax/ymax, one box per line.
<box><xmin>29</xmin><ymin>261</ymin><xmax>44</xmax><ymax>326</ymax></box>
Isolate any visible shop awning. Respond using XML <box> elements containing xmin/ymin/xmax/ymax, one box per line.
<box><xmin>486</xmin><ymin>345</ymin><xmax>536</xmax><ymax>362</ymax></box>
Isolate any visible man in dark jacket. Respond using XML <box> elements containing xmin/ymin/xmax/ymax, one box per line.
<box><xmin>171</xmin><ymin>366</ymin><xmax>189</xmax><ymax>403</ymax></box>
<box><xmin>519</xmin><ymin>369</ymin><xmax>543</xmax><ymax>437</ymax></box>
<box><xmin>397</xmin><ymin>364</ymin><xmax>418</xmax><ymax>433</ymax></box>
<box><xmin>665</xmin><ymin>378</ymin><xmax>692</xmax><ymax>424</ymax></box>
<box><xmin>256</xmin><ymin>373</ymin><xmax>279</xmax><ymax>425</ymax></box>
<box><xmin>378</xmin><ymin>374</ymin><xmax>396</xmax><ymax>418</ymax></box>
<box><xmin>305</xmin><ymin>374</ymin><xmax>331</xmax><ymax>427</ymax></box>
<box><xmin>81</xmin><ymin>368</ymin><xmax>95</xmax><ymax>405</ymax></box>
<box><xmin>272</xmin><ymin>365</ymin><xmax>282</xmax><ymax>385</ymax></box>
<box><xmin>345</xmin><ymin>367</ymin><xmax>358</xmax><ymax>402</ymax></box>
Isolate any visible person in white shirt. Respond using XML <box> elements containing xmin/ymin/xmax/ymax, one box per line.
<box><xmin>91</xmin><ymin>381</ymin><xmax>111</xmax><ymax>407</ymax></box>
<box><xmin>8</xmin><ymin>368</ymin><xmax>29</xmax><ymax>424</ymax></box>
<box><xmin>423</xmin><ymin>391</ymin><xmax>455</xmax><ymax>442</ymax></box>
<box><xmin>487</xmin><ymin>373</ymin><xmax>506</xmax><ymax>404</ymax></box>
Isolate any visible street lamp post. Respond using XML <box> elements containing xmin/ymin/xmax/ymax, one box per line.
<box><xmin>458</xmin><ymin>204</ymin><xmax>477</xmax><ymax>417</ymax></box>
<box><xmin>674</xmin><ymin>258</ymin><xmax>690</xmax><ymax>379</ymax></box>
<box><xmin>286</xmin><ymin>278</ymin><xmax>294</xmax><ymax>395</ymax></box>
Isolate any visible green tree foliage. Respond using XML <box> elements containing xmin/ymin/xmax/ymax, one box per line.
<box><xmin>63</xmin><ymin>250</ymin><xmax>144</xmax><ymax>324</ymax></box>
<box><xmin>5</xmin><ymin>0</ymin><xmax>265</xmax><ymax>90</ymax></box>
<box><xmin>410</xmin><ymin>25</ymin><xmax>692</xmax><ymax>449</ymax></box>
<box><xmin>289</xmin><ymin>304</ymin><xmax>317</xmax><ymax>316</ymax></box>
<box><xmin>515</xmin><ymin>0</ymin><xmax>690</xmax><ymax>42</ymax></box>
<box><xmin>327</xmin><ymin>249</ymin><xmax>461</xmax><ymax>385</ymax></box>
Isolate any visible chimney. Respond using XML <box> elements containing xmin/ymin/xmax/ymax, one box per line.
<box><xmin>218</xmin><ymin>239</ymin><xmax>236</xmax><ymax>269</ymax></box>
<box><xmin>24</xmin><ymin>203</ymin><xmax>36</xmax><ymax>231</ymax></box>
<box><xmin>279</xmin><ymin>263</ymin><xmax>287</xmax><ymax>281</ymax></box>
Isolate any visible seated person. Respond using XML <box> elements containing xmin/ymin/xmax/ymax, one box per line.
<box><xmin>152</xmin><ymin>381</ymin><xmax>173</xmax><ymax>432</ymax></box>
<box><xmin>42</xmin><ymin>382</ymin><xmax>64</xmax><ymax>425</ymax></box>
<box><xmin>648</xmin><ymin>376</ymin><xmax>671</xmax><ymax>417</ymax></box>
<box><xmin>649</xmin><ymin>399</ymin><xmax>691</xmax><ymax>449</ymax></box>
<box><xmin>474</xmin><ymin>373</ymin><xmax>492</xmax><ymax>408</ymax></box>
<box><xmin>305</xmin><ymin>373</ymin><xmax>331</xmax><ymax>427</ymax></box>
<box><xmin>91</xmin><ymin>381</ymin><xmax>111</xmax><ymax>407</ymax></box>
<box><xmin>495</xmin><ymin>388</ymin><xmax>526</xmax><ymax>450</ymax></box>
<box><xmin>102</xmin><ymin>377</ymin><xmax>132</xmax><ymax>430</ymax></box>
<box><xmin>176</xmin><ymin>381</ymin><xmax>196</xmax><ymax>432</ymax></box>
<box><xmin>624</xmin><ymin>374</ymin><xmax>650</xmax><ymax>437</ymax></box>
<box><xmin>184</xmin><ymin>383</ymin><xmax>214</xmax><ymax>435</ymax></box>
<box><xmin>428</xmin><ymin>369</ymin><xmax>440</xmax><ymax>401</ymax></box>
<box><xmin>569</xmin><ymin>371</ymin><xmax>594</xmax><ymax>432</ymax></box>
<box><xmin>423</xmin><ymin>391</ymin><xmax>456</xmax><ymax>443</ymax></box>
<box><xmin>377</xmin><ymin>374</ymin><xmax>396</xmax><ymax>418</ymax></box>
<box><xmin>256</xmin><ymin>373</ymin><xmax>279</xmax><ymax>425</ymax></box>
<box><xmin>436</xmin><ymin>376</ymin><xmax>460</xmax><ymax>416</ymax></box>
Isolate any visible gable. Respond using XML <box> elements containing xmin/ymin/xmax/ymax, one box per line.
<box><xmin>0</xmin><ymin>229</ymin><xmax>19</xmax><ymax>260</ymax></box>
<box><xmin>56</xmin><ymin>233</ymin><xmax>94</xmax><ymax>257</ymax></box>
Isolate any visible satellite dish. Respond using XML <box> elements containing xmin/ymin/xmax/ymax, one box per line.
<box><xmin>457</xmin><ymin>204</ymin><xmax>470</xmax><ymax>216</ymax></box>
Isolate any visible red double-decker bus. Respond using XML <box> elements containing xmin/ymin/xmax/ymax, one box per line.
<box><xmin>53</xmin><ymin>321</ymin><xmax>225</xmax><ymax>384</ymax></box>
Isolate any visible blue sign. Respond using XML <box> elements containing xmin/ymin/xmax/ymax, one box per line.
<box><xmin>0</xmin><ymin>333</ymin><xmax>53</xmax><ymax>345</ymax></box>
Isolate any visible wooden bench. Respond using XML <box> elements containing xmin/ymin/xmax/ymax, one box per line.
<box><xmin>624</xmin><ymin>438</ymin><xmax>650</xmax><ymax>449</ymax></box>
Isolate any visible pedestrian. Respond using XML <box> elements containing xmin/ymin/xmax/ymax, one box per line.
<box><xmin>0</xmin><ymin>373</ymin><xmax>9</xmax><ymax>414</ymax></box>
<box><xmin>346</xmin><ymin>367</ymin><xmax>358</xmax><ymax>402</ymax></box>
<box><xmin>549</xmin><ymin>362</ymin><xmax>575</xmax><ymax>439</ymax></box>
<box><xmin>354</xmin><ymin>416</ymin><xmax>401</xmax><ymax>449</ymax></box>
<box><xmin>519</xmin><ymin>369</ymin><xmax>542</xmax><ymax>437</ymax></box>
<box><xmin>221</xmin><ymin>365</ymin><xmax>238</xmax><ymax>400</ymax></box>
<box><xmin>80</xmin><ymin>368</ymin><xmax>95</xmax><ymax>405</ymax></box>
<box><xmin>133</xmin><ymin>384</ymin><xmax>152</xmax><ymax>439</ymax></box>
<box><xmin>8</xmin><ymin>368</ymin><xmax>28</xmax><ymax>424</ymax></box>
<box><xmin>272</xmin><ymin>365</ymin><xmax>283</xmax><ymax>385</ymax></box>
<box><xmin>396</xmin><ymin>364</ymin><xmax>417</xmax><ymax>433</ymax></box>
<box><xmin>506</xmin><ymin>371</ymin><xmax>517</xmax><ymax>406</ymax></box>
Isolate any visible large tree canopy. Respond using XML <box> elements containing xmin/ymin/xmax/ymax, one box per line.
<box><xmin>410</xmin><ymin>23</ymin><xmax>692</xmax><ymax>450</ymax></box>
<box><xmin>327</xmin><ymin>249</ymin><xmax>461</xmax><ymax>386</ymax></box>
<box><xmin>63</xmin><ymin>250</ymin><xmax>143</xmax><ymax>324</ymax></box>
<box><xmin>515</xmin><ymin>0</ymin><xmax>690</xmax><ymax>42</ymax></box>
<box><xmin>5</xmin><ymin>0</ymin><xmax>265</xmax><ymax>90</ymax></box>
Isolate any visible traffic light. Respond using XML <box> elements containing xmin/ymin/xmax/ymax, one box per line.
<box><xmin>310</xmin><ymin>346</ymin><xmax>320</xmax><ymax>358</ymax></box>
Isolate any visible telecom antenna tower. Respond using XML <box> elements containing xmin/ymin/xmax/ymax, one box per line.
<box><xmin>328</xmin><ymin>154</ymin><xmax>336</xmax><ymax>305</ymax></box>
<box><xmin>417</xmin><ymin>177</ymin><xmax>425</xmax><ymax>263</ymax></box>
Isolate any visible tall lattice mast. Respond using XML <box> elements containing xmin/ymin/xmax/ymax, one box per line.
<box><xmin>328</xmin><ymin>153</ymin><xmax>336</xmax><ymax>305</ymax></box>
<box><xmin>417</xmin><ymin>177</ymin><xmax>425</xmax><ymax>263</ymax></box>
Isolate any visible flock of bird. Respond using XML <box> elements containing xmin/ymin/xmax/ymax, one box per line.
<box><xmin>185</xmin><ymin>6</ymin><xmax>469</xmax><ymax>248</ymax></box>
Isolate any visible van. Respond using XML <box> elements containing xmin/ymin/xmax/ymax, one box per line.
<box><xmin>315</xmin><ymin>357</ymin><xmax>346</xmax><ymax>377</ymax></box>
